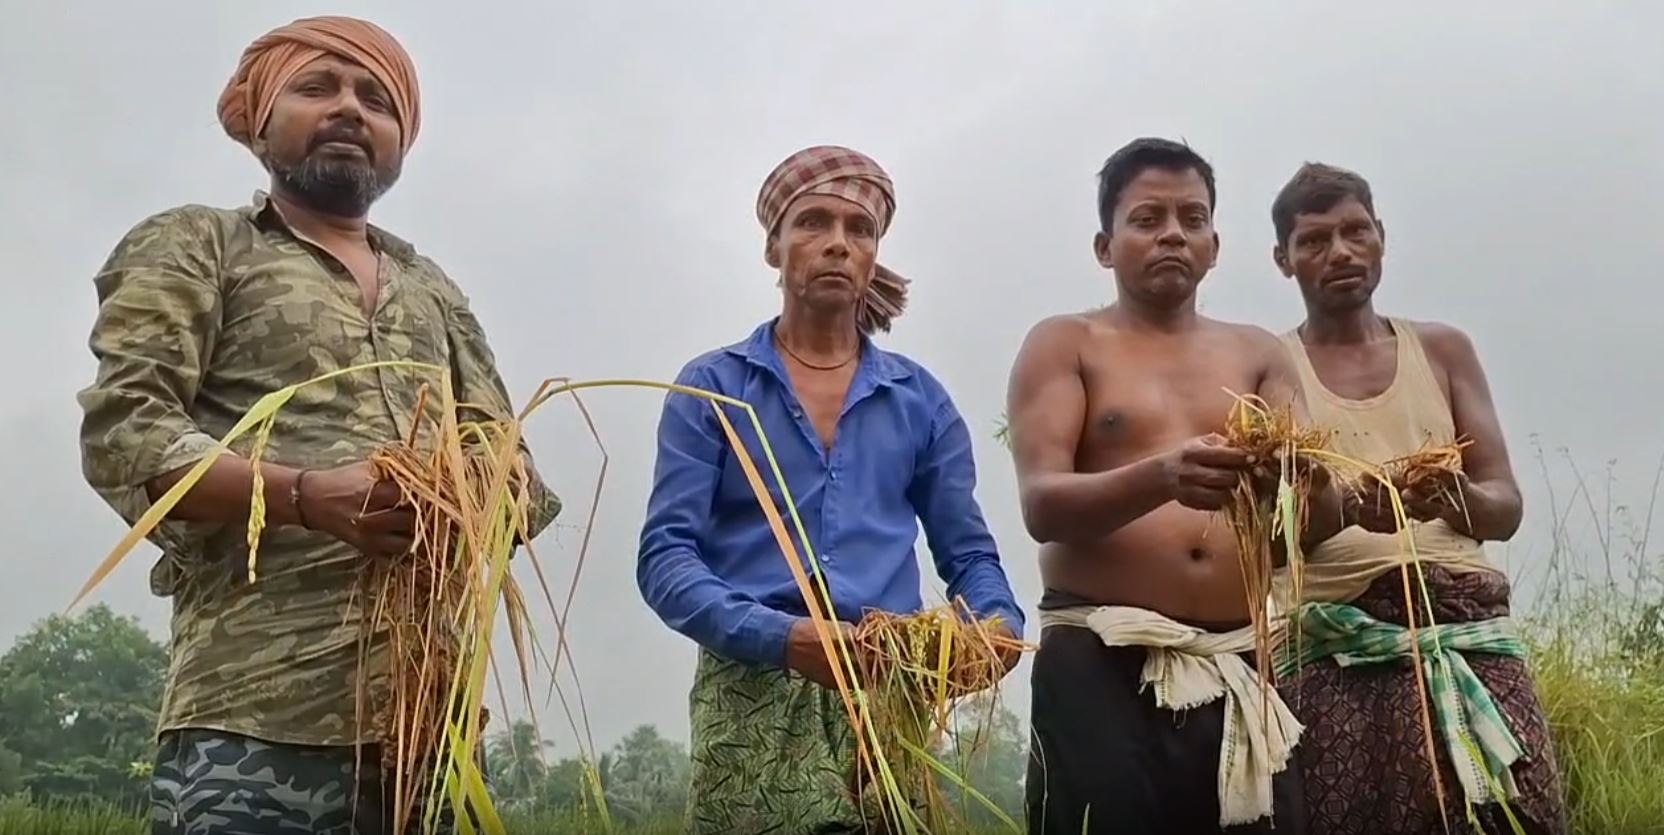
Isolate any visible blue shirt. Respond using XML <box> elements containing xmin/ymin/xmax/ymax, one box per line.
<box><xmin>636</xmin><ymin>318</ymin><xmax>1025</xmax><ymax>668</ymax></box>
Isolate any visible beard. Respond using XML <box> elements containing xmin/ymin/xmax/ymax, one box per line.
<box><xmin>268</xmin><ymin>149</ymin><xmax>400</xmax><ymax>218</ymax></box>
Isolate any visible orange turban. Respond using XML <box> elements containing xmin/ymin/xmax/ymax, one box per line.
<box><xmin>217</xmin><ymin>16</ymin><xmax>421</xmax><ymax>154</ymax></box>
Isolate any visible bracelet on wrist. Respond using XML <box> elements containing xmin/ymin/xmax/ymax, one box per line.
<box><xmin>292</xmin><ymin>470</ymin><xmax>314</xmax><ymax>530</ymax></box>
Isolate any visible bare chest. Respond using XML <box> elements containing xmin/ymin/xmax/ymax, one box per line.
<box><xmin>785</xmin><ymin>367</ymin><xmax>857</xmax><ymax>450</ymax></box>
<box><xmin>1076</xmin><ymin>338</ymin><xmax>1265</xmax><ymax>467</ymax></box>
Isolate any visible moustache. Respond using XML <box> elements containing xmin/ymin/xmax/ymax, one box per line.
<box><xmin>1323</xmin><ymin>266</ymin><xmax>1369</xmax><ymax>283</ymax></box>
<box><xmin>309</xmin><ymin>128</ymin><xmax>374</xmax><ymax>160</ymax></box>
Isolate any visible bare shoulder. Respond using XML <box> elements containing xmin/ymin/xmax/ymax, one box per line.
<box><xmin>1403</xmin><ymin>319</ymin><xmax>1481</xmax><ymax>366</ymax></box>
<box><xmin>1021</xmin><ymin>311</ymin><xmax>1095</xmax><ymax>346</ymax></box>
<box><xmin>1012</xmin><ymin>311</ymin><xmax>1096</xmax><ymax>366</ymax></box>
<box><xmin>1007</xmin><ymin>311</ymin><xmax>1103</xmax><ymax>410</ymax></box>
<box><xmin>1210</xmin><ymin>317</ymin><xmax>1290</xmax><ymax>362</ymax></box>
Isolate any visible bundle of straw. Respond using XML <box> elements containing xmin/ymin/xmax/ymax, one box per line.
<box><xmin>356</xmin><ymin>388</ymin><xmax>544</xmax><ymax>834</ymax></box>
<box><xmin>848</xmin><ymin>601</ymin><xmax>1030</xmax><ymax>833</ymax></box>
<box><xmin>852</xmin><ymin>603</ymin><xmax>1025</xmax><ymax>715</ymax></box>
<box><xmin>1379</xmin><ymin>437</ymin><xmax>1473</xmax><ymax>521</ymax></box>
<box><xmin>1220</xmin><ymin>393</ymin><xmax>1334</xmax><ymax>691</ymax></box>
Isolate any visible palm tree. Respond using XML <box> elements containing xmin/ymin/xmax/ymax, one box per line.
<box><xmin>487</xmin><ymin>720</ymin><xmax>552</xmax><ymax>806</ymax></box>
<box><xmin>603</xmin><ymin>725</ymin><xmax>689</xmax><ymax>824</ymax></box>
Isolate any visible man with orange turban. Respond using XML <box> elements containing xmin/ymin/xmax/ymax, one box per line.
<box><xmin>636</xmin><ymin>145</ymin><xmax>1026</xmax><ymax>832</ymax></box>
<box><xmin>75</xmin><ymin>16</ymin><xmax>557</xmax><ymax>834</ymax></box>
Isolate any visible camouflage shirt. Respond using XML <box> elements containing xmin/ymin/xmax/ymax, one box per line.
<box><xmin>76</xmin><ymin>192</ymin><xmax>560</xmax><ymax>747</ymax></box>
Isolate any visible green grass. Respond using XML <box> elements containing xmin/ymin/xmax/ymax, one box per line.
<box><xmin>1521</xmin><ymin>567</ymin><xmax>1664</xmax><ymax>832</ymax></box>
<box><xmin>1530</xmin><ymin>632</ymin><xmax>1664</xmax><ymax>832</ymax></box>
<box><xmin>1513</xmin><ymin>450</ymin><xmax>1664</xmax><ymax>834</ymax></box>
<box><xmin>0</xmin><ymin>796</ymin><xmax>141</xmax><ymax>835</ymax></box>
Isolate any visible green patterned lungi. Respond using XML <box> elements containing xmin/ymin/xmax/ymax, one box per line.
<box><xmin>685</xmin><ymin>648</ymin><xmax>869</xmax><ymax>834</ymax></box>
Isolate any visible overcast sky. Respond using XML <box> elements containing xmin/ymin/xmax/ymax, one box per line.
<box><xmin>2</xmin><ymin>1</ymin><xmax>1660</xmax><ymax>756</ymax></box>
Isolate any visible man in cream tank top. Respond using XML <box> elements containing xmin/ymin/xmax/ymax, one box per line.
<box><xmin>1266</xmin><ymin>162</ymin><xmax>1566</xmax><ymax>835</ymax></box>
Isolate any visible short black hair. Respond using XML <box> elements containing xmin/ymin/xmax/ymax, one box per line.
<box><xmin>1096</xmin><ymin>137</ymin><xmax>1217</xmax><ymax>232</ymax></box>
<box><xmin>1271</xmin><ymin>162</ymin><xmax>1376</xmax><ymax>247</ymax></box>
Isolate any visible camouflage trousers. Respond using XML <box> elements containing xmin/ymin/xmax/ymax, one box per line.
<box><xmin>149</xmin><ymin>728</ymin><xmax>455</xmax><ymax>835</ymax></box>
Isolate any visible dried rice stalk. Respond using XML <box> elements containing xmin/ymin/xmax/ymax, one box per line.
<box><xmin>1220</xmin><ymin>392</ymin><xmax>1334</xmax><ymax>693</ymax></box>
<box><xmin>349</xmin><ymin>384</ymin><xmax>540</xmax><ymax>834</ymax></box>
<box><xmin>1380</xmin><ymin>437</ymin><xmax>1474</xmax><ymax>523</ymax></box>
<box><xmin>68</xmin><ymin>362</ymin><xmax>552</xmax><ymax>835</ymax></box>
<box><xmin>850</xmin><ymin>601</ymin><xmax>1031</xmax><ymax>833</ymax></box>
<box><xmin>359</xmin><ymin>423</ymin><xmax>498</xmax><ymax>829</ymax></box>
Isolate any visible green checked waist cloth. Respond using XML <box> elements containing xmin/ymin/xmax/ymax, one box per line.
<box><xmin>1272</xmin><ymin>565</ymin><xmax>1568</xmax><ymax>835</ymax></box>
<box><xmin>1275</xmin><ymin>597</ymin><xmax>1527</xmax><ymax>806</ymax></box>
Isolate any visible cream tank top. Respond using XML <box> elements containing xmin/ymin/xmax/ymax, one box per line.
<box><xmin>1275</xmin><ymin>318</ymin><xmax>1500</xmax><ymax>605</ymax></box>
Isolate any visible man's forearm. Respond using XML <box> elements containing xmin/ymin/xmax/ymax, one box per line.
<box><xmin>1272</xmin><ymin>483</ymin><xmax>1346</xmax><ymax>566</ymax></box>
<box><xmin>942</xmin><ymin>557</ymin><xmax>1027</xmax><ymax>634</ymax></box>
<box><xmin>145</xmin><ymin>455</ymin><xmax>306</xmax><ymax>529</ymax></box>
<box><xmin>637</xmin><ymin>545</ymin><xmax>798</xmax><ymax>667</ymax></box>
<box><xmin>1444</xmin><ymin>480</ymin><xmax>1522</xmax><ymax>542</ymax></box>
<box><xmin>1020</xmin><ymin>454</ymin><xmax>1172</xmax><ymax>544</ymax></box>
<box><xmin>677</xmin><ymin>596</ymin><xmax>799</xmax><ymax>668</ymax></box>
<box><xmin>1301</xmin><ymin>481</ymin><xmax>1347</xmax><ymax>551</ymax></box>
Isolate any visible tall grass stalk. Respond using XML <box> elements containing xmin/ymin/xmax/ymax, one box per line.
<box><xmin>1518</xmin><ymin>446</ymin><xmax>1664</xmax><ymax>833</ymax></box>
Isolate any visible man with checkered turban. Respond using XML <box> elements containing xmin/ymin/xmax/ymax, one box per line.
<box><xmin>636</xmin><ymin>145</ymin><xmax>1027</xmax><ymax>832</ymax></box>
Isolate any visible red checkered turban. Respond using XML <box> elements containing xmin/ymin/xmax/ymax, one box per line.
<box><xmin>756</xmin><ymin>145</ymin><xmax>910</xmax><ymax>334</ymax></box>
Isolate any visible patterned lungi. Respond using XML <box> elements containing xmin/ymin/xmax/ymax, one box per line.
<box><xmin>684</xmin><ymin>648</ymin><xmax>875</xmax><ymax>834</ymax></box>
<box><xmin>1275</xmin><ymin>565</ymin><xmax>1568</xmax><ymax>835</ymax></box>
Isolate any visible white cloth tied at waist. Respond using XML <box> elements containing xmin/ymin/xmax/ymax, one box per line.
<box><xmin>1040</xmin><ymin>604</ymin><xmax>1304</xmax><ymax>826</ymax></box>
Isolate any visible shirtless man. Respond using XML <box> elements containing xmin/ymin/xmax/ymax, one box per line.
<box><xmin>1006</xmin><ymin>137</ymin><xmax>1340</xmax><ymax>835</ymax></box>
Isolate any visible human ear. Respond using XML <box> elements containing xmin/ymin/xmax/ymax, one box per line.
<box><xmin>1093</xmin><ymin>230</ymin><xmax>1113</xmax><ymax>269</ymax></box>
<box><xmin>764</xmin><ymin>233</ymin><xmax>781</xmax><ymax>269</ymax></box>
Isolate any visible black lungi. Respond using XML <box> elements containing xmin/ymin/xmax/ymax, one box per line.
<box><xmin>1024</xmin><ymin>593</ymin><xmax>1308</xmax><ymax>835</ymax></box>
